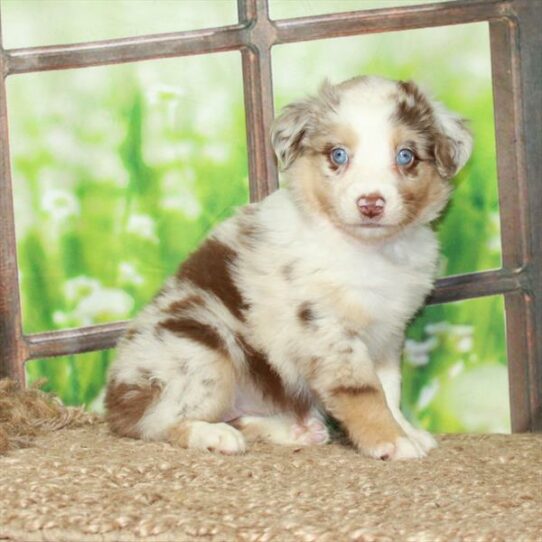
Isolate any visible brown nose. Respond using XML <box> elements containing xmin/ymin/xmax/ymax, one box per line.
<box><xmin>357</xmin><ymin>193</ymin><xmax>386</xmax><ymax>218</ymax></box>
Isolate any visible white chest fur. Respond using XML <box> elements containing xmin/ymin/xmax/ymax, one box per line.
<box><xmin>250</xmin><ymin>190</ymin><xmax>439</xmax><ymax>355</ymax></box>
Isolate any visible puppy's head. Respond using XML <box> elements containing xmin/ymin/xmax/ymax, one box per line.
<box><xmin>271</xmin><ymin>75</ymin><xmax>472</xmax><ymax>240</ymax></box>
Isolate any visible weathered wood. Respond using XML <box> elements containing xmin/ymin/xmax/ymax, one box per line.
<box><xmin>0</xmin><ymin>12</ymin><xmax>27</xmax><ymax>383</ymax></box>
<box><xmin>489</xmin><ymin>1</ymin><xmax>542</xmax><ymax>432</ymax></box>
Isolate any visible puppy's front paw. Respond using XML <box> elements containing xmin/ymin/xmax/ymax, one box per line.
<box><xmin>407</xmin><ymin>427</ymin><xmax>437</xmax><ymax>452</ymax></box>
<box><xmin>362</xmin><ymin>436</ymin><xmax>426</xmax><ymax>461</ymax></box>
<box><xmin>392</xmin><ymin>436</ymin><xmax>426</xmax><ymax>460</ymax></box>
<box><xmin>399</xmin><ymin>420</ymin><xmax>437</xmax><ymax>453</ymax></box>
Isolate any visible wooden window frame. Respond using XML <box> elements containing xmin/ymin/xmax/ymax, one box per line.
<box><xmin>0</xmin><ymin>0</ymin><xmax>540</xmax><ymax>431</ymax></box>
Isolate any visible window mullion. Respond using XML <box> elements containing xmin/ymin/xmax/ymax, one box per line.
<box><xmin>0</xmin><ymin>40</ymin><xmax>27</xmax><ymax>381</ymax></box>
<box><xmin>239</xmin><ymin>0</ymin><xmax>278</xmax><ymax>201</ymax></box>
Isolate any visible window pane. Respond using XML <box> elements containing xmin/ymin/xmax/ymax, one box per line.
<box><xmin>270</xmin><ymin>0</ymin><xmax>449</xmax><ymax>20</ymax></box>
<box><xmin>272</xmin><ymin>23</ymin><xmax>502</xmax><ymax>277</ymax></box>
<box><xmin>10</xmin><ymin>53</ymin><xmax>248</xmax><ymax>334</ymax></box>
<box><xmin>1</xmin><ymin>0</ymin><xmax>237</xmax><ymax>49</ymax></box>
<box><xmin>403</xmin><ymin>296</ymin><xmax>509</xmax><ymax>434</ymax></box>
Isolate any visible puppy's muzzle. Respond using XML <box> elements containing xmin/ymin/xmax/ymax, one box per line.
<box><xmin>357</xmin><ymin>193</ymin><xmax>386</xmax><ymax>219</ymax></box>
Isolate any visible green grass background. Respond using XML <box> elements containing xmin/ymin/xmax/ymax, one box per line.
<box><xmin>3</xmin><ymin>0</ymin><xmax>509</xmax><ymax>432</ymax></box>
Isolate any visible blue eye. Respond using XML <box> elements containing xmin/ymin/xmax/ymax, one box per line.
<box><xmin>330</xmin><ymin>147</ymin><xmax>349</xmax><ymax>166</ymax></box>
<box><xmin>396</xmin><ymin>148</ymin><xmax>415</xmax><ymax>166</ymax></box>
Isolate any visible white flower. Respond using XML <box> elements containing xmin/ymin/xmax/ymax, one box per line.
<box><xmin>202</xmin><ymin>143</ymin><xmax>229</xmax><ymax>163</ymax></box>
<box><xmin>404</xmin><ymin>337</ymin><xmax>438</xmax><ymax>366</ymax></box>
<box><xmin>450</xmin><ymin>325</ymin><xmax>473</xmax><ymax>337</ymax></box>
<box><xmin>84</xmin><ymin>112</ymin><xmax>125</xmax><ymax>146</ymax></box>
<box><xmin>85</xmin><ymin>149</ymin><xmax>129</xmax><ymax>187</ymax></box>
<box><xmin>417</xmin><ymin>379</ymin><xmax>440</xmax><ymax>410</ymax></box>
<box><xmin>457</xmin><ymin>336</ymin><xmax>474</xmax><ymax>353</ymax></box>
<box><xmin>63</xmin><ymin>276</ymin><xmax>134</xmax><ymax>326</ymax></box>
<box><xmin>406</xmin><ymin>351</ymin><xmax>429</xmax><ymax>367</ymax></box>
<box><xmin>161</xmin><ymin>170</ymin><xmax>201</xmax><ymax>219</ymax></box>
<box><xmin>126</xmin><ymin>213</ymin><xmax>158</xmax><ymax>243</ymax></box>
<box><xmin>144</xmin><ymin>139</ymin><xmax>196</xmax><ymax>166</ymax></box>
<box><xmin>40</xmin><ymin>166</ymin><xmax>74</xmax><ymax>190</ymax></box>
<box><xmin>46</xmin><ymin>128</ymin><xmax>81</xmax><ymax>165</ymax></box>
<box><xmin>448</xmin><ymin>362</ymin><xmax>465</xmax><ymax>378</ymax></box>
<box><xmin>161</xmin><ymin>193</ymin><xmax>202</xmax><ymax>219</ymax></box>
<box><xmin>176</xmin><ymin>142</ymin><xmax>196</xmax><ymax>161</ymax></box>
<box><xmin>52</xmin><ymin>310</ymin><xmax>69</xmax><ymax>327</ymax></box>
<box><xmin>425</xmin><ymin>321</ymin><xmax>451</xmax><ymax>336</ymax></box>
<box><xmin>144</xmin><ymin>140</ymin><xmax>178</xmax><ymax>166</ymax></box>
<box><xmin>64</xmin><ymin>276</ymin><xmax>101</xmax><ymax>303</ymax></box>
<box><xmin>41</xmin><ymin>189</ymin><xmax>80</xmax><ymax>223</ymax></box>
<box><xmin>73</xmin><ymin>287</ymin><xmax>134</xmax><ymax>326</ymax></box>
<box><xmin>147</xmin><ymin>84</ymin><xmax>185</xmax><ymax>106</ymax></box>
<box><xmin>147</xmin><ymin>85</ymin><xmax>185</xmax><ymax>129</ymax></box>
<box><xmin>162</xmin><ymin>168</ymin><xmax>196</xmax><ymax>190</ymax></box>
<box><xmin>444</xmin><ymin>325</ymin><xmax>474</xmax><ymax>353</ymax></box>
<box><xmin>194</xmin><ymin>90</ymin><xmax>231</xmax><ymax>136</ymax></box>
<box><xmin>118</xmin><ymin>262</ymin><xmax>144</xmax><ymax>286</ymax></box>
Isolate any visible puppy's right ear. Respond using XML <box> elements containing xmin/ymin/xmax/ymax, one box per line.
<box><xmin>271</xmin><ymin>99</ymin><xmax>314</xmax><ymax>170</ymax></box>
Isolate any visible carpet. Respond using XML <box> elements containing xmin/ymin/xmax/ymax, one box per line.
<box><xmin>0</xmin><ymin>382</ymin><xmax>541</xmax><ymax>541</ymax></box>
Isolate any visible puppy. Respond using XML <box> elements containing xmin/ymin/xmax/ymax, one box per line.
<box><xmin>105</xmin><ymin>75</ymin><xmax>472</xmax><ymax>460</ymax></box>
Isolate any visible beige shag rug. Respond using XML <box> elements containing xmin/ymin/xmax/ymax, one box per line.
<box><xmin>0</xmin><ymin>379</ymin><xmax>96</xmax><ymax>455</ymax></box>
<box><xmin>0</xmin><ymin>381</ymin><xmax>541</xmax><ymax>541</ymax></box>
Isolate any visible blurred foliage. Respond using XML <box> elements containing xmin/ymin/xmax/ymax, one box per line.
<box><xmin>4</xmin><ymin>1</ymin><xmax>509</xmax><ymax>432</ymax></box>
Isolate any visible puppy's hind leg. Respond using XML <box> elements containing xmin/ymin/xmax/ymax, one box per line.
<box><xmin>168</xmin><ymin>421</ymin><xmax>246</xmax><ymax>455</ymax></box>
<box><xmin>108</xmin><ymin>344</ymin><xmax>246</xmax><ymax>454</ymax></box>
<box><xmin>153</xmin><ymin>354</ymin><xmax>247</xmax><ymax>455</ymax></box>
<box><xmin>232</xmin><ymin>411</ymin><xmax>329</xmax><ymax>447</ymax></box>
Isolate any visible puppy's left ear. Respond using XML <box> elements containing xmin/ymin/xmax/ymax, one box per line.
<box><xmin>432</xmin><ymin>103</ymin><xmax>473</xmax><ymax>179</ymax></box>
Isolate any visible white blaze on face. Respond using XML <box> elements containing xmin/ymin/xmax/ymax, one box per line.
<box><xmin>330</xmin><ymin>83</ymin><xmax>406</xmax><ymax>227</ymax></box>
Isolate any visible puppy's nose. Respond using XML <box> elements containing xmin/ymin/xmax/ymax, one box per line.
<box><xmin>357</xmin><ymin>193</ymin><xmax>386</xmax><ymax>218</ymax></box>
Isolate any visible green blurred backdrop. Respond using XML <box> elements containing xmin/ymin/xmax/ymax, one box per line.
<box><xmin>2</xmin><ymin>0</ymin><xmax>509</xmax><ymax>433</ymax></box>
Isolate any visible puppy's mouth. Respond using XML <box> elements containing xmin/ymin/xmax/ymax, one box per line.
<box><xmin>358</xmin><ymin>223</ymin><xmax>391</xmax><ymax>228</ymax></box>
<box><xmin>351</xmin><ymin>222</ymin><xmax>395</xmax><ymax>229</ymax></box>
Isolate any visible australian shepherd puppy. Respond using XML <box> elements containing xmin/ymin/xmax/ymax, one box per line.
<box><xmin>105</xmin><ymin>75</ymin><xmax>472</xmax><ymax>460</ymax></box>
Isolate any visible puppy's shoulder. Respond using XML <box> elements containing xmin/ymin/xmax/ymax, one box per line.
<box><xmin>234</xmin><ymin>189</ymin><xmax>307</xmax><ymax>249</ymax></box>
